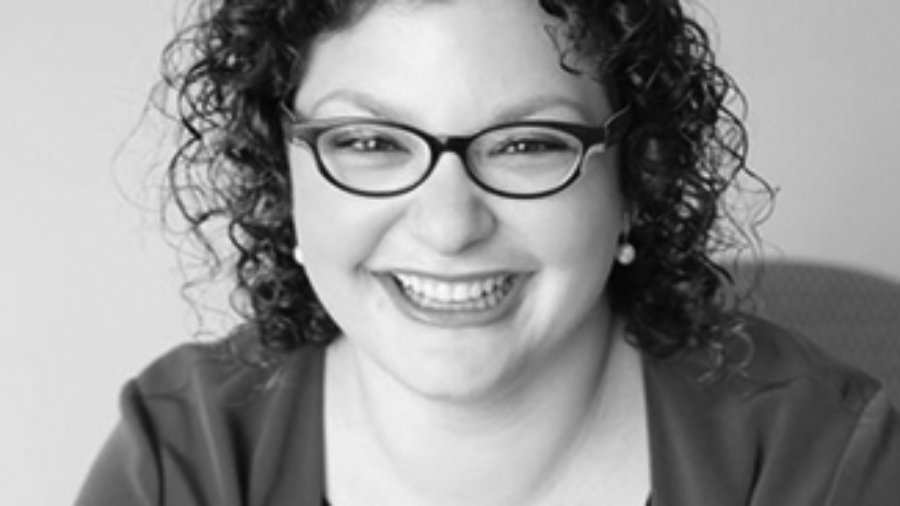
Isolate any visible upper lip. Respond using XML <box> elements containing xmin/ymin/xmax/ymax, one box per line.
<box><xmin>377</xmin><ymin>269</ymin><xmax>522</xmax><ymax>282</ymax></box>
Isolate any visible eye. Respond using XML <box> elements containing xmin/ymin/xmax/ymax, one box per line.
<box><xmin>332</xmin><ymin>135</ymin><xmax>404</xmax><ymax>153</ymax></box>
<box><xmin>487</xmin><ymin>129</ymin><xmax>579</xmax><ymax>157</ymax></box>
<box><xmin>318</xmin><ymin>122</ymin><xmax>424</xmax><ymax>177</ymax></box>
<box><xmin>325</xmin><ymin>125</ymin><xmax>412</xmax><ymax>154</ymax></box>
<box><xmin>495</xmin><ymin>138</ymin><xmax>568</xmax><ymax>154</ymax></box>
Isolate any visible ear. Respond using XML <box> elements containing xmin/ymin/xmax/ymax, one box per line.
<box><xmin>620</xmin><ymin>204</ymin><xmax>637</xmax><ymax>238</ymax></box>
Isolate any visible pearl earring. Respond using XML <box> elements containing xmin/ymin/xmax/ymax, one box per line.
<box><xmin>617</xmin><ymin>242</ymin><xmax>636</xmax><ymax>265</ymax></box>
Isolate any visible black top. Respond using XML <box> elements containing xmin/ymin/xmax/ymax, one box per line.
<box><xmin>77</xmin><ymin>318</ymin><xmax>900</xmax><ymax>505</ymax></box>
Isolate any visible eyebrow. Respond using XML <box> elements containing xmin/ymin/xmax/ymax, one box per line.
<box><xmin>300</xmin><ymin>89</ymin><xmax>596</xmax><ymax>125</ymax></box>
<box><xmin>302</xmin><ymin>89</ymin><xmax>408</xmax><ymax>121</ymax></box>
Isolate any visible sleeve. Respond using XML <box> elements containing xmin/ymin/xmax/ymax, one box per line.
<box><xmin>75</xmin><ymin>382</ymin><xmax>161</xmax><ymax>506</ymax></box>
<box><xmin>825</xmin><ymin>389</ymin><xmax>900</xmax><ymax>505</ymax></box>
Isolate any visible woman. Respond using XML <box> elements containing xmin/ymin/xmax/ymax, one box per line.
<box><xmin>78</xmin><ymin>0</ymin><xmax>900</xmax><ymax>504</ymax></box>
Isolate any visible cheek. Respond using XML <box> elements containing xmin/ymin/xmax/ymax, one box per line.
<box><xmin>290</xmin><ymin>151</ymin><xmax>358</xmax><ymax>270</ymax></box>
<box><xmin>289</xmin><ymin>154</ymin><xmax>375</xmax><ymax>327</ymax></box>
<box><xmin>289</xmin><ymin>150</ymin><xmax>399</xmax><ymax>274</ymax></box>
<box><xmin>291</xmin><ymin>158</ymin><xmax>333</xmax><ymax>257</ymax></box>
<box><xmin>533</xmin><ymin>174</ymin><xmax>626</xmax><ymax>268</ymax></box>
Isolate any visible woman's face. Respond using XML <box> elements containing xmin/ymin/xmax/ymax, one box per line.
<box><xmin>290</xmin><ymin>0</ymin><xmax>626</xmax><ymax>401</ymax></box>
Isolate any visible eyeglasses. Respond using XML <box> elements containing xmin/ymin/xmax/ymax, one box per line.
<box><xmin>282</xmin><ymin>107</ymin><xmax>629</xmax><ymax>199</ymax></box>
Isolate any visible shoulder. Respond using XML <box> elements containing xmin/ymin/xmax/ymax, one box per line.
<box><xmin>128</xmin><ymin>326</ymin><xmax>325</xmax><ymax>406</ymax></box>
<box><xmin>647</xmin><ymin>315</ymin><xmax>884</xmax><ymax>412</ymax></box>
<box><xmin>83</xmin><ymin>330</ymin><xmax>329</xmax><ymax>505</ymax></box>
<box><xmin>119</xmin><ymin>327</ymin><xmax>327</xmax><ymax>449</ymax></box>
<box><xmin>644</xmin><ymin>316</ymin><xmax>900</xmax><ymax>504</ymax></box>
<box><xmin>736</xmin><ymin>316</ymin><xmax>882</xmax><ymax>410</ymax></box>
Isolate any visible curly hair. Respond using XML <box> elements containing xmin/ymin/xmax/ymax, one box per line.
<box><xmin>156</xmin><ymin>0</ymin><xmax>770</xmax><ymax>360</ymax></box>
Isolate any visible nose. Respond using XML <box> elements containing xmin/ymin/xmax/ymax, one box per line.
<box><xmin>403</xmin><ymin>153</ymin><xmax>497</xmax><ymax>254</ymax></box>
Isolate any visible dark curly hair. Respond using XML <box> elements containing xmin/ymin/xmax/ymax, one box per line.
<box><xmin>156</xmin><ymin>0</ymin><xmax>770</xmax><ymax>360</ymax></box>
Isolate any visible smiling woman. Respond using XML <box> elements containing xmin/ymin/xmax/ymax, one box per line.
<box><xmin>288</xmin><ymin>1</ymin><xmax>628</xmax><ymax>414</ymax></box>
<box><xmin>76</xmin><ymin>0</ymin><xmax>900</xmax><ymax>505</ymax></box>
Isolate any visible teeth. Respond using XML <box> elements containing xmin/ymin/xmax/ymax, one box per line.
<box><xmin>393</xmin><ymin>273</ymin><xmax>513</xmax><ymax>310</ymax></box>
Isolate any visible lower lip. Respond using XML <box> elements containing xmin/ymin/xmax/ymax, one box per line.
<box><xmin>378</xmin><ymin>273</ymin><xmax>527</xmax><ymax>328</ymax></box>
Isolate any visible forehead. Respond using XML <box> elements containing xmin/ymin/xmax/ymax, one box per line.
<box><xmin>295</xmin><ymin>0</ymin><xmax>610</xmax><ymax>128</ymax></box>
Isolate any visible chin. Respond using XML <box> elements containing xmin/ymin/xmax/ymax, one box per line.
<box><xmin>388</xmin><ymin>349</ymin><xmax>524</xmax><ymax>405</ymax></box>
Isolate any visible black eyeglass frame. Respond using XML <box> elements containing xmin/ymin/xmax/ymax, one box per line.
<box><xmin>282</xmin><ymin>106</ymin><xmax>630</xmax><ymax>199</ymax></box>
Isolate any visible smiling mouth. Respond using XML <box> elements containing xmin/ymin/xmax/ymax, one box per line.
<box><xmin>391</xmin><ymin>272</ymin><xmax>516</xmax><ymax>312</ymax></box>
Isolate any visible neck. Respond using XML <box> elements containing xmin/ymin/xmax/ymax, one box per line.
<box><xmin>325</xmin><ymin>316</ymin><xmax>635</xmax><ymax>506</ymax></box>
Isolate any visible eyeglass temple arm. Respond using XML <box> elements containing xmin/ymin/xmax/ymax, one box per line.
<box><xmin>604</xmin><ymin>105</ymin><xmax>631</xmax><ymax>145</ymax></box>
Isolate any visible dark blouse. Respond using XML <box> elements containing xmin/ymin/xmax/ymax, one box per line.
<box><xmin>77</xmin><ymin>318</ymin><xmax>900</xmax><ymax>505</ymax></box>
